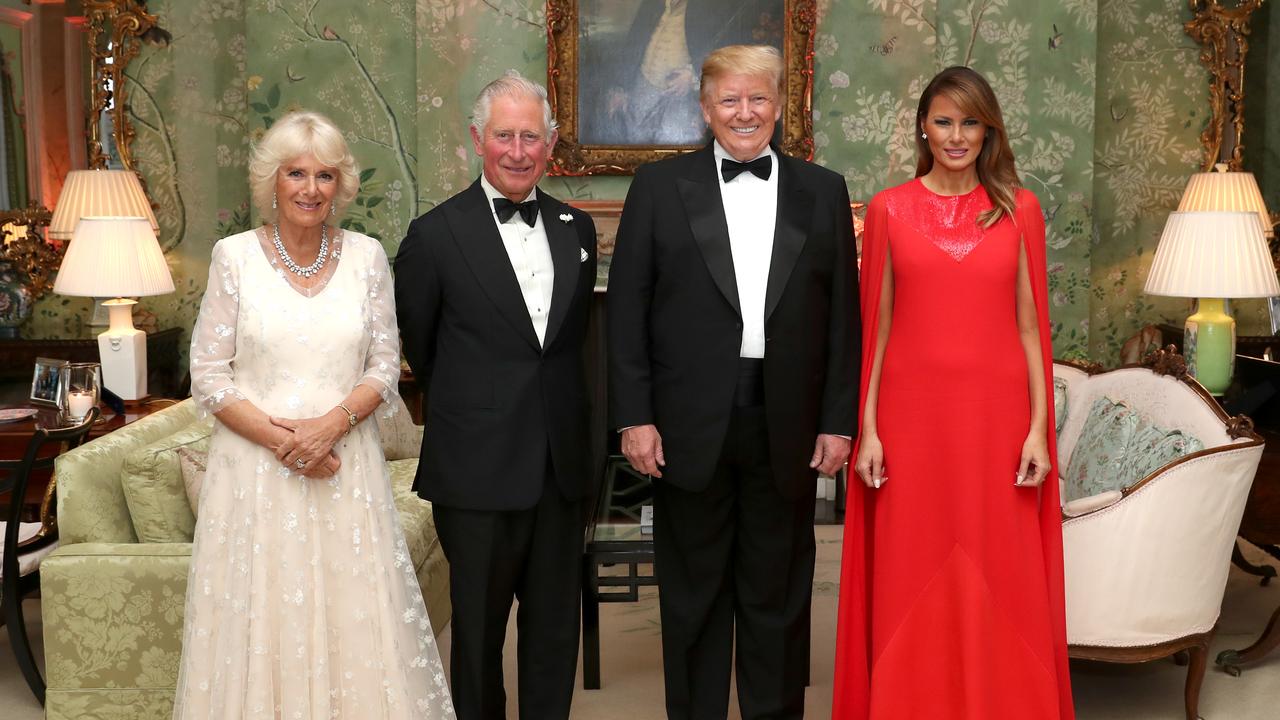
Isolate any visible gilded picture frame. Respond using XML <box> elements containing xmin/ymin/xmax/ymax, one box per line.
<box><xmin>546</xmin><ymin>0</ymin><xmax>816</xmax><ymax>176</ymax></box>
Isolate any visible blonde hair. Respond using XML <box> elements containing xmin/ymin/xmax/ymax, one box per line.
<box><xmin>248</xmin><ymin>110</ymin><xmax>360</xmax><ymax>221</ymax></box>
<box><xmin>700</xmin><ymin>45</ymin><xmax>784</xmax><ymax>101</ymax></box>
<box><xmin>914</xmin><ymin>66</ymin><xmax>1019</xmax><ymax>228</ymax></box>
<box><xmin>470</xmin><ymin>70</ymin><xmax>557</xmax><ymax>139</ymax></box>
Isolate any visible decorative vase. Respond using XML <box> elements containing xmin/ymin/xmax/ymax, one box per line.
<box><xmin>0</xmin><ymin>259</ymin><xmax>33</xmax><ymax>339</ymax></box>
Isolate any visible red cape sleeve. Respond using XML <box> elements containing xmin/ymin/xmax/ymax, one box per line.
<box><xmin>1017</xmin><ymin>189</ymin><xmax>1076</xmax><ymax>719</ymax></box>
<box><xmin>831</xmin><ymin>192</ymin><xmax>889</xmax><ymax>719</ymax></box>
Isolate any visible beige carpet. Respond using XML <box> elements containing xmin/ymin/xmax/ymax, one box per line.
<box><xmin>4</xmin><ymin>527</ymin><xmax>1279</xmax><ymax>718</ymax></box>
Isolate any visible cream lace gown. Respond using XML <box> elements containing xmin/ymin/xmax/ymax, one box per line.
<box><xmin>175</xmin><ymin>228</ymin><xmax>454</xmax><ymax>719</ymax></box>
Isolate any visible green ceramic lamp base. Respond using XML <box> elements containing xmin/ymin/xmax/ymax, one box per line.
<box><xmin>1184</xmin><ymin>297</ymin><xmax>1236</xmax><ymax>395</ymax></box>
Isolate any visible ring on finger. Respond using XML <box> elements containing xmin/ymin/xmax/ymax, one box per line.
<box><xmin>295</xmin><ymin>459</ymin><xmax>306</xmax><ymax>469</ymax></box>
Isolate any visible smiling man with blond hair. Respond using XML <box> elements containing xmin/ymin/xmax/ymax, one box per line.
<box><xmin>608</xmin><ymin>44</ymin><xmax>860</xmax><ymax>719</ymax></box>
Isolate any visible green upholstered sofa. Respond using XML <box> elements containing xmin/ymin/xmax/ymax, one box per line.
<box><xmin>39</xmin><ymin>399</ymin><xmax>450</xmax><ymax>719</ymax></box>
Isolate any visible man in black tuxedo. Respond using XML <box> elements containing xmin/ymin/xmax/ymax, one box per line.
<box><xmin>394</xmin><ymin>71</ymin><xmax>596</xmax><ymax>720</ymax></box>
<box><xmin>608</xmin><ymin>45</ymin><xmax>859</xmax><ymax>719</ymax></box>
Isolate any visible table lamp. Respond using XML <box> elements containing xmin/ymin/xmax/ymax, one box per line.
<box><xmin>49</xmin><ymin>169</ymin><xmax>160</xmax><ymax>325</ymax></box>
<box><xmin>53</xmin><ymin>217</ymin><xmax>174</xmax><ymax>400</ymax></box>
<box><xmin>1144</xmin><ymin>211</ymin><xmax>1279</xmax><ymax>394</ymax></box>
<box><xmin>49</xmin><ymin>169</ymin><xmax>158</xmax><ymax>240</ymax></box>
<box><xmin>1178</xmin><ymin>163</ymin><xmax>1274</xmax><ymax>239</ymax></box>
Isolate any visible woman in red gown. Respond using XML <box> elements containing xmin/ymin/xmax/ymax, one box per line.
<box><xmin>831</xmin><ymin>66</ymin><xmax>1074</xmax><ymax>719</ymax></box>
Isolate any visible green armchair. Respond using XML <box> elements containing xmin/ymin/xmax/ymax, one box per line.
<box><xmin>39</xmin><ymin>399</ymin><xmax>450</xmax><ymax>719</ymax></box>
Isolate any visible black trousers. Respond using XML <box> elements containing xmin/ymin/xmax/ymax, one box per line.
<box><xmin>433</xmin><ymin>471</ymin><xmax>583</xmax><ymax>720</ymax></box>
<box><xmin>653</xmin><ymin>389</ymin><xmax>817</xmax><ymax>719</ymax></box>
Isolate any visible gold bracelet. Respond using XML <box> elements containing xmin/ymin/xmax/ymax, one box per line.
<box><xmin>336</xmin><ymin>403</ymin><xmax>358</xmax><ymax>432</ymax></box>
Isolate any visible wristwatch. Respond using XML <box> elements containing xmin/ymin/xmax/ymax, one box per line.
<box><xmin>337</xmin><ymin>403</ymin><xmax>358</xmax><ymax>429</ymax></box>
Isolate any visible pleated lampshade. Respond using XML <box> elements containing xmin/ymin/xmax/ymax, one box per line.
<box><xmin>53</xmin><ymin>217</ymin><xmax>174</xmax><ymax>297</ymax></box>
<box><xmin>1177</xmin><ymin>164</ymin><xmax>1273</xmax><ymax>238</ymax></box>
<box><xmin>1144</xmin><ymin>211</ymin><xmax>1279</xmax><ymax>299</ymax></box>
<box><xmin>49</xmin><ymin>169</ymin><xmax>159</xmax><ymax>240</ymax></box>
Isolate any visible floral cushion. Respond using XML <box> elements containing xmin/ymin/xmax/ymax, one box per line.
<box><xmin>119</xmin><ymin>420</ymin><xmax>213</xmax><ymax>543</ymax></box>
<box><xmin>1053</xmin><ymin>377</ymin><xmax>1069</xmax><ymax>436</ymax></box>
<box><xmin>1063</xmin><ymin>396</ymin><xmax>1205</xmax><ymax>503</ymax></box>
<box><xmin>1119</xmin><ymin>421</ymin><xmax>1204</xmax><ymax>486</ymax></box>
<box><xmin>1063</xmin><ymin>397</ymin><xmax>1140</xmax><ymax>502</ymax></box>
<box><xmin>176</xmin><ymin>446</ymin><xmax>207</xmax><ymax>514</ymax></box>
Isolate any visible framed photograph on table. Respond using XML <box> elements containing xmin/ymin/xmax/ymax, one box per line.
<box><xmin>546</xmin><ymin>0</ymin><xmax>816</xmax><ymax>175</ymax></box>
<box><xmin>30</xmin><ymin>357</ymin><xmax>69</xmax><ymax>408</ymax></box>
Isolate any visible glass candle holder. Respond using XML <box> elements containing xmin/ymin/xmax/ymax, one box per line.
<box><xmin>65</xmin><ymin>362</ymin><xmax>101</xmax><ymax>424</ymax></box>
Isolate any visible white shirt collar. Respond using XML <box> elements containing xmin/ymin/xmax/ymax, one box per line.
<box><xmin>479</xmin><ymin>174</ymin><xmax>537</xmax><ymax>209</ymax></box>
<box><xmin>712</xmin><ymin>140</ymin><xmax>776</xmax><ymax>167</ymax></box>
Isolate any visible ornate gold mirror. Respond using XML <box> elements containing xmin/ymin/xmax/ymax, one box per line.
<box><xmin>84</xmin><ymin>0</ymin><xmax>162</xmax><ymax>171</ymax></box>
<box><xmin>1185</xmin><ymin>0</ymin><xmax>1264</xmax><ymax>171</ymax></box>
<box><xmin>1185</xmin><ymin>0</ymin><xmax>1279</xmax><ymax>234</ymax></box>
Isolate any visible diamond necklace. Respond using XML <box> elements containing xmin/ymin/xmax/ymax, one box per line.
<box><xmin>273</xmin><ymin>223</ymin><xmax>329</xmax><ymax>278</ymax></box>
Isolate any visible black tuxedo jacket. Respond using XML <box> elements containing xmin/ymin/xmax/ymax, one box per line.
<box><xmin>608</xmin><ymin>145</ymin><xmax>859</xmax><ymax>499</ymax></box>
<box><xmin>394</xmin><ymin>180</ymin><xmax>597</xmax><ymax>511</ymax></box>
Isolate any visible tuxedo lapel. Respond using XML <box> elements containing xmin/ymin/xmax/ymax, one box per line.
<box><xmin>764</xmin><ymin>155</ymin><xmax>814</xmax><ymax>321</ymax></box>
<box><xmin>539</xmin><ymin>190</ymin><xmax>582</xmax><ymax>351</ymax></box>
<box><xmin>678</xmin><ymin>146</ymin><xmax>741</xmax><ymax>316</ymax></box>
<box><xmin>445</xmin><ymin>180</ymin><xmax>541</xmax><ymax>351</ymax></box>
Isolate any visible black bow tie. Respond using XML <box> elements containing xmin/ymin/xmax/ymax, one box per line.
<box><xmin>720</xmin><ymin>155</ymin><xmax>772</xmax><ymax>183</ymax></box>
<box><xmin>493</xmin><ymin>197</ymin><xmax>539</xmax><ymax>227</ymax></box>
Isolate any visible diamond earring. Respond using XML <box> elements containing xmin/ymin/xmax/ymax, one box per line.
<box><xmin>921</xmin><ymin>132</ymin><xmax>927</xmax><ymax>140</ymax></box>
<box><xmin>272</xmin><ymin>192</ymin><xmax>277</xmax><ymax>210</ymax></box>
<box><xmin>330</xmin><ymin>203</ymin><xmax>336</xmax><ymax>217</ymax></box>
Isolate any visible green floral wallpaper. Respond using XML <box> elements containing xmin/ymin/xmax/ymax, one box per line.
<box><xmin>25</xmin><ymin>0</ymin><xmax>1234</xmax><ymax>367</ymax></box>
<box><xmin>811</xmin><ymin>0</ymin><xmax>1098</xmax><ymax>358</ymax></box>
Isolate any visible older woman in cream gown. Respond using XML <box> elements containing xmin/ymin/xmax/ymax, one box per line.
<box><xmin>174</xmin><ymin>111</ymin><xmax>454</xmax><ymax>719</ymax></box>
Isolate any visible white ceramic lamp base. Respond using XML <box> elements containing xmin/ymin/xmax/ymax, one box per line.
<box><xmin>98</xmin><ymin>298</ymin><xmax>148</xmax><ymax>400</ymax></box>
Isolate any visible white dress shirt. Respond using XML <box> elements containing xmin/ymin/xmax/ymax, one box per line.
<box><xmin>714</xmin><ymin>141</ymin><xmax>778</xmax><ymax>358</ymax></box>
<box><xmin>481</xmin><ymin>175</ymin><xmax>555</xmax><ymax>346</ymax></box>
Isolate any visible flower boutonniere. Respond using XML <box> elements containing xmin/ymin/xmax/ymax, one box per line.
<box><xmin>559</xmin><ymin>212</ymin><xmax>573</xmax><ymax>224</ymax></box>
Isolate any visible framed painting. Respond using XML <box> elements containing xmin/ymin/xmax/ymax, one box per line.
<box><xmin>546</xmin><ymin>0</ymin><xmax>816</xmax><ymax>175</ymax></box>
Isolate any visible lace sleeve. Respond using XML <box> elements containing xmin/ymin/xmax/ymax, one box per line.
<box><xmin>358</xmin><ymin>239</ymin><xmax>402</xmax><ymax>412</ymax></box>
<box><xmin>189</xmin><ymin>239</ymin><xmax>247</xmax><ymax>415</ymax></box>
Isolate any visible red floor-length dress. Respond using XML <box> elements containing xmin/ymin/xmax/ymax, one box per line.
<box><xmin>832</xmin><ymin>178</ymin><xmax>1074</xmax><ymax>719</ymax></box>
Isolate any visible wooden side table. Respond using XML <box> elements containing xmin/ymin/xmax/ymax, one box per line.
<box><xmin>0</xmin><ymin>399</ymin><xmax>179</xmax><ymax>520</ymax></box>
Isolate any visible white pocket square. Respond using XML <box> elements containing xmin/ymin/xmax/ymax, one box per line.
<box><xmin>579</xmin><ymin>248</ymin><xmax>589</xmax><ymax>262</ymax></box>
<box><xmin>559</xmin><ymin>213</ymin><xmax>573</xmax><ymax>223</ymax></box>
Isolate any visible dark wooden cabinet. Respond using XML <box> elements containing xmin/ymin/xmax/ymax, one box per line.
<box><xmin>0</xmin><ymin>327</ymin><xmax>185</xmax><ymax>402</ymax></box>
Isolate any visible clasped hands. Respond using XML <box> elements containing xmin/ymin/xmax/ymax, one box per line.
<box><xmin>621</xmin><ymin>425</ymin><xmax>851</xmax><ymax>479</ymax></box>
<box><xmin>271</xmin><ymin>410</ymin><xmax>348</xmax><ymax>479</ymax></box>
<box><xmin>854</xmin><ymin>430</ymin><xmax>1051</xmax><ymax>489</ymax></box>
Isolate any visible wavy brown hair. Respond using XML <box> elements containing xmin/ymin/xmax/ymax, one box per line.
<box><xmin>914</xmin><ymin>66</ymin><xmax>1019</xmax><ymax>228</ymax></box>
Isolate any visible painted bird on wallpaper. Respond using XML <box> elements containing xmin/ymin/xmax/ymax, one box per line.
<box><xmin>870</xmin><ymin>36</ymin><xmax>898</xmax><ymax>55</ymax></box>
<box><xmin>1049</xmin><ymin>24</ymin><xmax>1064</xmax><ymax>50</ymax></box>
